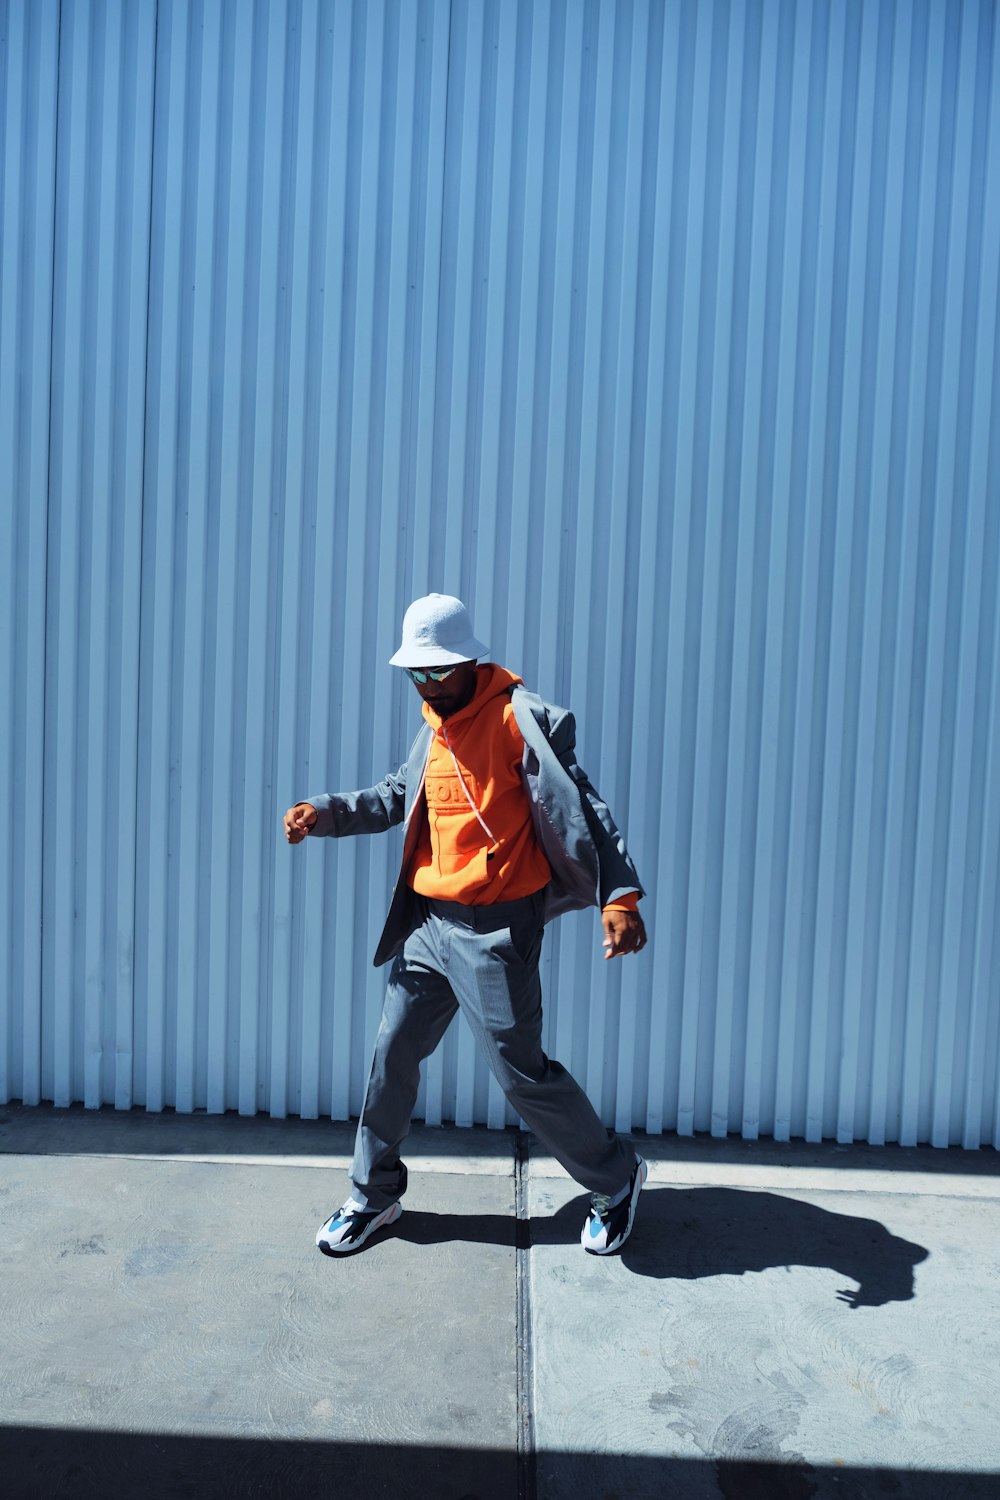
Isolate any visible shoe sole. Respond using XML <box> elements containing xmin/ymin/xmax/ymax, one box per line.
<box><xmin>584</xmin><ymin>1157</ymin><xmax>647</xmax><ymax>1256</ymax></box>
<box><xmin>316</xmin><ymin>1201</ymin><xmax>402</xmax><ymax>1257</ymax></box>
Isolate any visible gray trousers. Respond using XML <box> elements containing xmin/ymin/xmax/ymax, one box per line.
<box><xmin>350</xmin><ymin>891</ymin><xmax>635</xmax><ymax>1210</ymax></box>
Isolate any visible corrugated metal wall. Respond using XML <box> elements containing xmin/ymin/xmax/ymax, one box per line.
<box><xmin>2</xmin><ymin>0</ymin><xmax>998</xmax><ymax>1147</ymax></box>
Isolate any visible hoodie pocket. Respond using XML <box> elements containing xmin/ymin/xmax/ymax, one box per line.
<box><xmin>472</xmin><ymin>843</ymin><xmax>498</xmax><ymax>889</ymax></box>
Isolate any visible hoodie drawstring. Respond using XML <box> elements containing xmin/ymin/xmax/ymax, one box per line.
<box><xmin>441</xmin><ymin>725</ymin><xmax>497</xmax><ymax>845</ymax></box>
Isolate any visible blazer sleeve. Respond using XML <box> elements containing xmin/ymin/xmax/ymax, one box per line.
<box><xmin>304</xmin><ymin>763</ymin><xmax>408</xmax><ymax>838</ymax></box>
<box><xmin>542</xmin><ymin>706</ymin><xmax>644</xmax><ymax>908</ymax></box>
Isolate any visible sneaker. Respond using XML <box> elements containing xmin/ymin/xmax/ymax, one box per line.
<box><xmin>316</xmin><ymin>1198</ymin><xmax>402</xmax><ymax>1256</ymax></box>
<box><xmin>581</xmin><ymin>1155</ymin><xmax>647</xmax><ymax>1255</ymax></box>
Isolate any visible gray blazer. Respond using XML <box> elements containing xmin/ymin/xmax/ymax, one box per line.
<box><xmin>306</xmin><ymin>685</ymin><xmax>644</xmax><ymax>967</ymax></box>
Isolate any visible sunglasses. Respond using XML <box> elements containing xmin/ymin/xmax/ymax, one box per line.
<box><xmin>405</xmin><ymin>665</ymin><xmax>460</xmax><ymax>685</ymax></box>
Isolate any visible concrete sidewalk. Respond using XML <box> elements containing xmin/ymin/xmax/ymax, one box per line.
<box><xmin>1</xmin><ymin>1106</ymin><xmax>998</xmax><ymax>1499</ymax></box>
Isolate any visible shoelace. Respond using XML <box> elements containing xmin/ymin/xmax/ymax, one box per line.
<box><xmin>334</xmin><ymin>1199</ymin><xmax>369</xmax><ymax>1220</ymax></box>
<box><xmin>590</xmin><ymin>1193</ymin><xmax>612</xmax><ymax>1218</ymax></box>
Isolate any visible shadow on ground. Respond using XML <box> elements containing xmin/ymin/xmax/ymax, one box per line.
<box><xmin>395</xmin><ymin>1185</ymin><xmax>928</xmax><ymax>1307</ymax></box>
<box><xmin>618</xmin><ymin>1185</ymin><xmax>929</xmax><ymax>1307</ymax></box>
<box><xmin>0</xmin><ymin>1427</ymin><xmax>995</xmax><ymax>1500</ymax></box>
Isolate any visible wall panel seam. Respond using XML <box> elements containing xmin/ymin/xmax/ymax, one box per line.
<box><xmin>36</xmin><ymin>0</ymin><xmax>63</xmax><ymax>1107</ymax></box>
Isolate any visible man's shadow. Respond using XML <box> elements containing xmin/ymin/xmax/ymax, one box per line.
<box><xmin>542</xmin><ymin>1186</ymin><xmax>930</xmax><ymax>1307</ymax></box>
<box><xmin>395</xmin><ymin>1186</ymin><xmax>929</xmax><ymax>1308</ymax></box>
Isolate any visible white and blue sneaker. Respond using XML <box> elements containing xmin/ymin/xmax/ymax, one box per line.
<box><xmin>316</xmin><ymin>1198</ymin><xmax>402</xmax><ymax>1256</ymax></box>
<box><xmin>581</xmin><ymin>1155</ymin><xmax>647</xmax><ymax>1255</ymax></box>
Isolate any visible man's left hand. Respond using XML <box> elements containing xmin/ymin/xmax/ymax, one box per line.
<box><xmin>601</xmin><ymin>909</ymin><xmax>647</xmax><ymax>959</ymax></box>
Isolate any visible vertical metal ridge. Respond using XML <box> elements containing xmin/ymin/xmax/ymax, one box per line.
<box><xmin>113</xmin><ymin>0</ymin><xmax>156</xmax><ymax>1113</ymax></box>
<box><xmin>903</xmin><ymin>0</ymin><xmax>975</xmax><ymax>1149</ymax></box>
<box><xmin>271</xmin><ymin>0</ymin><xmax>322</xmax><ymax>1122</ymax></box>
<box><xmin>475</xmin><ymin>0</ymin><xmax>520</xmax><ymax>1130</ymax></box>
<box><xmin>742</xmin><ymin>0</ymin><xmax>813</xmax><ymax>1144</ymax></box>
<box><xmin>132</xmin><ymin>0</ymin><xmax>159</xmax><ymax>1109</ymax></box>
<box><xmin>862</xmin><ymin>0</ymin><xmax>923</xmax><ymax>1146</ymax></box>
<box><xmin>282</xmin><ymin>0</ymin><xmax>326</xmax><ymax>1122</ymax></box>
<box><xmin>282</xmin><ymin>0</ymin><xmax>325</xmax><ymax>1104</ymax></box>
<box><xmin>237</xmin><ymin>0</ymin><xmax>287</xmax><ymax>1118</ymax></box>
<box><xmin>141</xmin><ymin>0</ymin><xmax>188</xmax><ymax>1113</ymax></box>
<box><xmin>641</xmin><ymin>0</ymin><xmax>683</xmax><ymax>1138</ymax></box>
<box><xmin>605</xmin><ymin>0</ymin><xmax>651</xmax><ymax>1136</ymax></box>
<box><xmin>47</xmin><ymin>0</ymin><xmax>89</xmax><ymax>1111</ymax></box>
<box><xmin>671</xmin><ymin>0</ymin><xmax>716</xmax><ymax>1139</ymax></box>
<box><xmin>614</xmin><ymin>0</ymin><xmax>665</xmax><ymax>1135</ymax></box>
<box><xmin>26</xmin><ymin>0</ymin><xmax>59</xmax><ymax>1113</ymax></box>
<box><xmin>1</xmin><ymin>0</ymin><xmax>59</xmax><ymax>1109</ymax></box>
<box><xmin>806</xmin><ymin>0</ymin><xmax>878</xmax><ymax>1146</ymax></box>
<box><xmin>837</xmin><ymin>0</ymin><xmax>913</xmax><ymax>1148</ymax></box>
<box><xmin>413</xmin><ymin>0</ymin><xmax>447</xmax><ymax>1103</ymax></box>
<box><xmin>700</xmin><ymin>0</ymin><xmax>753</xmax><ymax>1143</ymax></box>
<box><xmin>363</xmin><ymin>0</ymin><xmax>415</xmax><ymax>1126</ymax></box>
<box><xmin>83</xmin><ymin>0</ymin><xmax>117</xmax><ymax>1110</ymax></box>
<box><xmin>306</xmin><ymin>0</ymin><xmax>354</xmax><ymax>1123</ymax></box>
<box><xmin>561</xmin><ymin>0</ymin><xmax>611</xmax><ymax>1114</ymax></box>
<box><xmin>452</xmin><ymin>0</ymin><xmax>492</xmax><ymax>1125</ymax></box>
<box><xmin>205</xmin><ymin>0</ymin><xmax>252</xmax><ymax>1115</ymax></box>
<box><xmin>350</xmin><ymin>0</ymin><xmax>377</xmax><ymax>1111</ymax></box>
<box><xmin>774</xmin><ymin>0</ymin><xmax>845</xmax><ymax>1145</ymax></box>
<box><xmin>0</xmin><ymin>0</ymin><xmax>17</xmax><ymax>1103</ymax></box>
<box><xmin>173</xmin><ymin>0</ymin><xmax>219</xmax><ymax>1117</ymax></box>
<box><xmin>870</xmin><ymin>1</ymin><xmax>946</xmax><ymax>1150</ymax></box>
<box><xmin>961</xmin><ymin>23</ymin><xmax>1000</xmax><ymax>1151</ymax></box>
<box><xmin>927</xmin><ymin>1</ymin><xmax>989</xmax><ymax>1151</ymax></box>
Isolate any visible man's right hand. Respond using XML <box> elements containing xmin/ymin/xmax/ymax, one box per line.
<box><xmin>284</xmin><ymin>803</ymin><xmax>318</xmax><ymax>844</ymax></box>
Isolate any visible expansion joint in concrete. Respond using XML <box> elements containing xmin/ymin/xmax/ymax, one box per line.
<box><xmin>514</xmin><ymin>1130</ymin><xmax>536</xmax><ymax>1500</ymax></box>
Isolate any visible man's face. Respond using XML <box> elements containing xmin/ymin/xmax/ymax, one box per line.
<box><xmin>407</xmin><ymin>659</ymin><xmax>478</xmax><ymax>718</ymax></box>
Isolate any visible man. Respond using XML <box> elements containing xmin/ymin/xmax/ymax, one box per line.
<box><xmin>283</xmin><ymin>594</ymin><xmax>648</xmax><ymax>1257</ymax></box>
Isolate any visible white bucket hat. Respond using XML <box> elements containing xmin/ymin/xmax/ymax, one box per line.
<box><xmin>388</xmin><ymin>593</ymin><xmax>488</xmax><ymax>668</ymax></box>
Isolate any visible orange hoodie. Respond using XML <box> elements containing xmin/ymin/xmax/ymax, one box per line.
<box><xmin>408</xmin><ymin>664</ymin><xmax>639</xmax><ymax>913</ymax></box>
<box><xmin>409</xmin><ymin>665</ymin><xmax>550</xmax><ymax>903</ymax></box>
